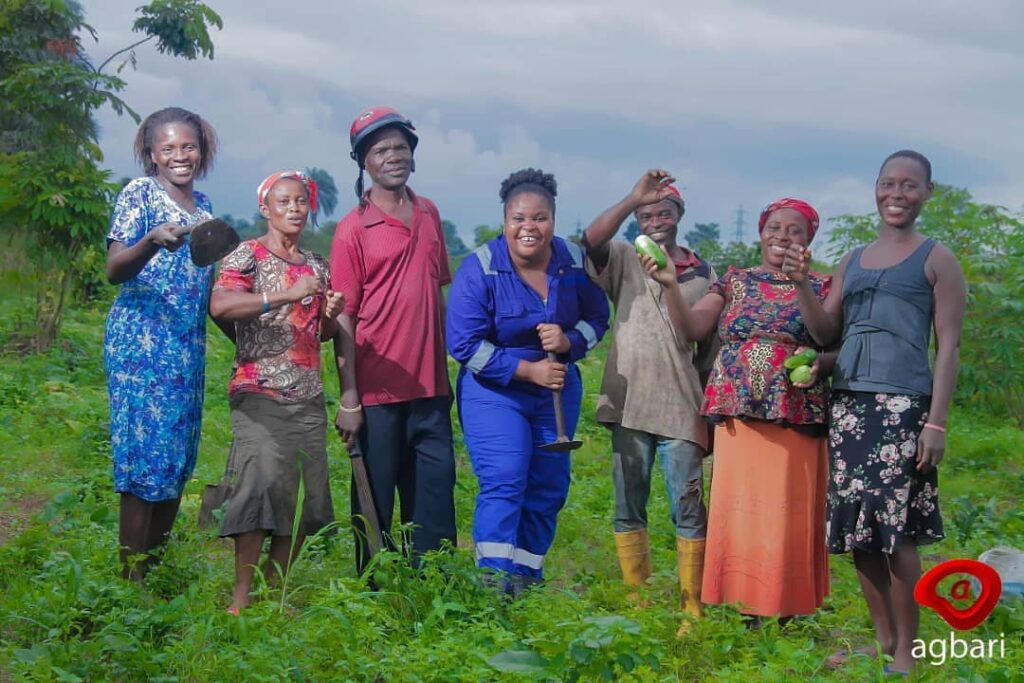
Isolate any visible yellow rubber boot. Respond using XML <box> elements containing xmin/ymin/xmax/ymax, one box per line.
<box><xmin>676</xmin><ymin>536</ymin><xmax>706</xmax><ymax>635</ymax></box>
<box><xmin>613</xmin><ymin>529</ymin><xmax>652</xmax><ymax>586</ymax></box>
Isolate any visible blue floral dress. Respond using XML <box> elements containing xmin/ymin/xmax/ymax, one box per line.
<box><xmin>104</xmin><ymin>177</ymin><xmax>214</xmax><ymax>501</ymax></box>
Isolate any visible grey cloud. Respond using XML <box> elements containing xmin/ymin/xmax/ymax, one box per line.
<box><xmin>82</xmin><ymin>0</ymin><xmax>1024</xmax><ymax>253</ymax></box>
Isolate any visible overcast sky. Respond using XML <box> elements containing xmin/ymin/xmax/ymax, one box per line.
<box><xmin>83</xmin><ymin>0</ymin><xmax>1024</xmax><ymax>252</ymax></box>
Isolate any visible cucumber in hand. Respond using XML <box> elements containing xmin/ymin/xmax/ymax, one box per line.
<box><xmin>783</xmin><ymin>348</ymin><xmax>818</xmax><ymax>370</ymax></box>
<box><xmin>634</xmin><ymin>235</ymin><xmax>667</xmax><ymax>270</ymax></box>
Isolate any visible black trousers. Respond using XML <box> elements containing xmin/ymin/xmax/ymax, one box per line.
<box><xmin>352</xmin><ymin>396</ymin><xmax>457</xmax><ymax>573</ymax></box>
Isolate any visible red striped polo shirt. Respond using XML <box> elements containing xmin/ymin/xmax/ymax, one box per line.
<box><xmin>330</xmin><ymin>187</ymin><xmax>452</xmax><ymax>406</ymax></box>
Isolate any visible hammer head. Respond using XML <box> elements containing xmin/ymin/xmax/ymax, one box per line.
<box><xmin>539</xmin><ymin>438</ymin><xmax>583</xmax><ymax>452</ymax></box>
<box><xmin>190</xmin><ymin>218</ymin><xmax>241</xmax><ymax>267</ymax></box>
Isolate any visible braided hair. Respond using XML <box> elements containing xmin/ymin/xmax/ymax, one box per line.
<box><xmin>134</xmin><ymin>107</ymin><xmax>217</xmax><ymax>179</ymax></box>
<box><xmin>499</xmin><ymin>168</ymin><xmax>557</xmax><ymax>216</ymax></box>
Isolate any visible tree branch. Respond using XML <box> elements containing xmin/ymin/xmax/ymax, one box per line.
<box><xmin>94</xmin><ymin>35</ymin><xmax>155</xmax><ymax>75</ymax></box>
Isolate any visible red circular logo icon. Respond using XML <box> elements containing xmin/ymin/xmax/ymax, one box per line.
<box><xmin>914</xmin><ymin>559</ymin><xmax>1002</xmax><ymax>631</ymax></box>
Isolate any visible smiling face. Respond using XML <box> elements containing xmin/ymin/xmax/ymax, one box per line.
<box><xmin>504</xmin><ymin>191</ymin><xmax>555</xmax><ymax>266</ymax></box>
<box><xmin>149</xmin><ymin>122</ymin><xmax>201</xmax><ymax>189</ymax></box>
<box><xmin>760</xmin><ymin>207</ymin><xmax>810</xmax><ymax>270</ymax></box>
<box><xmin>362</xmin><ymin>127</ymin><xmax>413</xmax><ymax>191</ymax></box>
<box><xmin>260</xmin><ymin>178</ymin><xmax>309</xmax><ymax>238</ymax></box>
<box><xmin>636</xmin><ymin>198</ymin><xmax>681</xmax><ymax>247</ymax></box>
<box><xmin>876</xmin><ymin>156</ymin><xmax>932</xmax><ymax>230</ymax></box>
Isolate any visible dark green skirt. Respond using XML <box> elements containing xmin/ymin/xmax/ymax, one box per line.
<box><xmin>219</xmin><ymin>392</ymin><xmax>335</xmax><ymax>538</ymax></box>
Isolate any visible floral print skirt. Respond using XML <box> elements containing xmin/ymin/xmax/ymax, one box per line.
<box><xmin>827</xmin><ymin>390</ymin><xmax>943</xmax><ymax>554</ymax></box>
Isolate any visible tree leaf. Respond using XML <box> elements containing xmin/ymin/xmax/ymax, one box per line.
<box><xmin>488</xmin><ymin>649</ymin><xmax>549</xmax><ymax>673</ymax></box>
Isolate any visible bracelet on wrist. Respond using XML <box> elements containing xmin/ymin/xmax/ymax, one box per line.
<box><xmin>923</xmin><ymin>422</ymin><xmax>946</xmax><ymax>433</ymax></box>
<box><xmin>338</xmin><ymin>402</ymin><xmax>362</xmax><ymax>413</ymax></box>
<box><xmin>262</xmin><ymin>291</ymin><xmax>271</xmax><ymax>314</ymax></box>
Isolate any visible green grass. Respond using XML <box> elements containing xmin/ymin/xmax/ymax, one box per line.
<box><xmin>1</xmin><ymin>286</ymin><xmax>1022</xmax><ymax>682</ymax></box>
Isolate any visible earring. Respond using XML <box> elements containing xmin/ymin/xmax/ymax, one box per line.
<box><xmin>410</xmin><ymin>159</ymin><xmax>416</xmax><ymax>173</ymax></box>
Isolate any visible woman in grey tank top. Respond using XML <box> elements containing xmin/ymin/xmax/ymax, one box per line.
<box><xmin>783</xmin><ymin>151</ymin><xmax>967</xmax><ymax>675</ymax></box>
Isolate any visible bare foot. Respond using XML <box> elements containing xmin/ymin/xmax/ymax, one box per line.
<box><xmin>887</xmin><ymin>648</ymin><xmax>916</xmax><ymax>675</ymax></box>
<box><xmin>826</xmin><ymin>643</ymin><xmax>893</xmax><ymax>670</ymax></box>
<box><xmin>229</xmin><ymin>585</ymin><xmax>252</xmax><ymax>613</ymax></box>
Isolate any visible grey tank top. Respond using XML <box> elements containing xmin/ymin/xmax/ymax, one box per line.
<box><xmin>832</xmin><ymin>239</ymin><xmax>935</xmax><ymax>395</ymax></box>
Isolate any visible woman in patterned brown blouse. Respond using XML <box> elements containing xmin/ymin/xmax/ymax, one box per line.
<box><xmin>210</xmin><ymin>171</ymin><xmax>344</xmax><ymax>613</ymax></box>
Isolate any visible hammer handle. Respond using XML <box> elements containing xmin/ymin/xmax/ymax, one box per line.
<box><xmin>547</xmin><ymin>351</ymin><xmax>569</xmax><ymax>440</ymax></box>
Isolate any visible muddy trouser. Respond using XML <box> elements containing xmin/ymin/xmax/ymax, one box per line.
<box><xmin>352</xmin><ymin>396</ymin><xmax>457</xmax><ymax>573</ymax></box>
<box><xmin>458</xmin><ymin>367</ymin><xmax>582</xmax><ymax>579</ymax></box>
<box><xmin>611</xmin><ymin>425</ymin><xmax>707</xmax><ymax>539</ymax></box>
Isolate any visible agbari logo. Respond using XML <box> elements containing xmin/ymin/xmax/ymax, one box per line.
<box><xmin>912</xmin><ymin>559</ymin><xmax>1006</xmax><ymax>666</ymax></box>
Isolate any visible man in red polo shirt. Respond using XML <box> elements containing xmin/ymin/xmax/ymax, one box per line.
<box><xmin>331</xmin><ymin>106</ymin><xmax>456</xmax><ymax>572</ymax></box>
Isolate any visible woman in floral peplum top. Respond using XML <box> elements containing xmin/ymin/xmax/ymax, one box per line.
<box><xmin>641</xmin><ymin>197</ymin><xmax>831</xmax><ymax>622</ymax></box>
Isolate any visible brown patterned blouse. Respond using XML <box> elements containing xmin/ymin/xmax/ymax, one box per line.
<box><xmin>216</xmin><ymin>239</ymin><xmax>330</xmax><ymax>402</ymax></box>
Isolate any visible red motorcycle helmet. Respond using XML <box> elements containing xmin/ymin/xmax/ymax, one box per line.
<box><xmin>349</xmin><ymin>106</ymin><xmax>418</xmax><ymax>164</ymax></box>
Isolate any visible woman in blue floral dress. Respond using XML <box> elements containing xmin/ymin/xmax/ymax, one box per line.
<box><xmin>104</xmin><ymin>107</ymin><xmax>220</xmax><ymax>580</ymax></box>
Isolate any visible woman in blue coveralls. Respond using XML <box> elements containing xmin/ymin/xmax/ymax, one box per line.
<box><xmin>447</xmin><ymin>168</ymin><xmax>610</xmax><ymax>595</ymax></box>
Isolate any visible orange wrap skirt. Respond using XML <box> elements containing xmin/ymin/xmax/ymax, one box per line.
<box><xmin>701</xmin><ymin>417</ymin><xmax>829</xmax><ymax>616</ymax></box>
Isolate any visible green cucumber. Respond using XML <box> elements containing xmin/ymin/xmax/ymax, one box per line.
<box><xmin>789</xmin><ymin>365</ymin><xmax>813</xmax><ymax>384</ymax></box>
<box><xmin>783</xmin><ymin>348</ymin><xmax>818</xmax><ymax>369</ymax></box>
<box><xmin>634</xmin><ymin>234</ymin><xmax>667</xmax><ymax>270</ymax></box>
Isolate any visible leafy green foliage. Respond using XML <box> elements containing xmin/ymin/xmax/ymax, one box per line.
<box><xmin>219</xmin><ymin>213</ymin><xmax>257</xmax><ymax>239</ymax></box>
<box><xmin>131</xmin><ymin>0</ymin><xmax>222</xmax><ymax>61</ymax></box>
<box><xmin>0</xmin><ymin>0</ymin><xmax>95</xmax><ymax>153</ymax></box>
<box><xmin>473</xmin><ymin>224</ymin><xmax>502</xmax><ymax>247</ymax></box>
<box><xmin>443</xmin><ymin>219</ymin><xmax>469</xmax><ymax>256</ymax></box>
<box><xmin>696</xmin><ymin>240</ymin><xmax>762</xmax><ymax>274</ymax></box>
<box><xmin>824</xmin><ymin>212</ymin><xmax>876</xmax><ymax>263</ymax></box>
<box><xmin>685</xmin><ymin>222</ymin><xmax>720</xmax><ymax>248</ymax></box>
<box><xmin>2</xmin><ymin>284</ymin><xmax>1022</xmax><ymax>680</ymax></box>
<box><xmin>0</xmin><ymin>0</ymin><xmax>222</xmax><ymax>351</ymax></box>
<box><xmin>1</xmin><ymin>60</ymin><xmax>138</xmax><ymax>143</ymax></box>
<box><xmin>304</xmin><ymin>166</ymin><xmax>339</xmax><ymax>220</ymax></box>
<box><xmin>0</xmin><ymin>150</ymin><xmax>117</xmax><ymax>350</ymax></box>
<box><xmin>490</xmin><ymin>615</ymin><xmax>662</xmax><ymax>681</ymax></box>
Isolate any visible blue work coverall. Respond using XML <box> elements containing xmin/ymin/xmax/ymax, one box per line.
<box><xmin>447</xmin><ymin>235</ymin><xmax>610</xmax><ymax>579</ymax></box>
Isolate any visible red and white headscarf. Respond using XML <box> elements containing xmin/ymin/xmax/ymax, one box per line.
<box><xmin>758</xmin><ymin>198</ymin><xmax>819</xmax><ymax>243</ymax></box>
<box><xmin>257</xmin><ymin>170</ymin><xmax>319</xmax><ymax>215</ymax></box>
<box><xmin>664</xmin><ymin>184</ymin><xmax>685</xmax><ymax>214</ymax></box>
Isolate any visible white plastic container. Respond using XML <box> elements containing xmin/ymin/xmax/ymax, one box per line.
<box><xmin>978</xmin><ymin>547</ymin><xmax>1024</xmax><ymax>602</ymax></box>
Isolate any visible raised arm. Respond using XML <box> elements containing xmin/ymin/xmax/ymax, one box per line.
<box><xmin>582</xmin><ymin>169</ymin><xmax>675</xmax><ymax>269</ymax></box>
<box><xmin>916</xmin><ymin>245</ymin><xmax>967</xmax><ymax>472</ymax></box>
<box><xmin>783</xmin><ymin>246</ymin><xmax>850</xmax><ymax>346</ymax></box>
